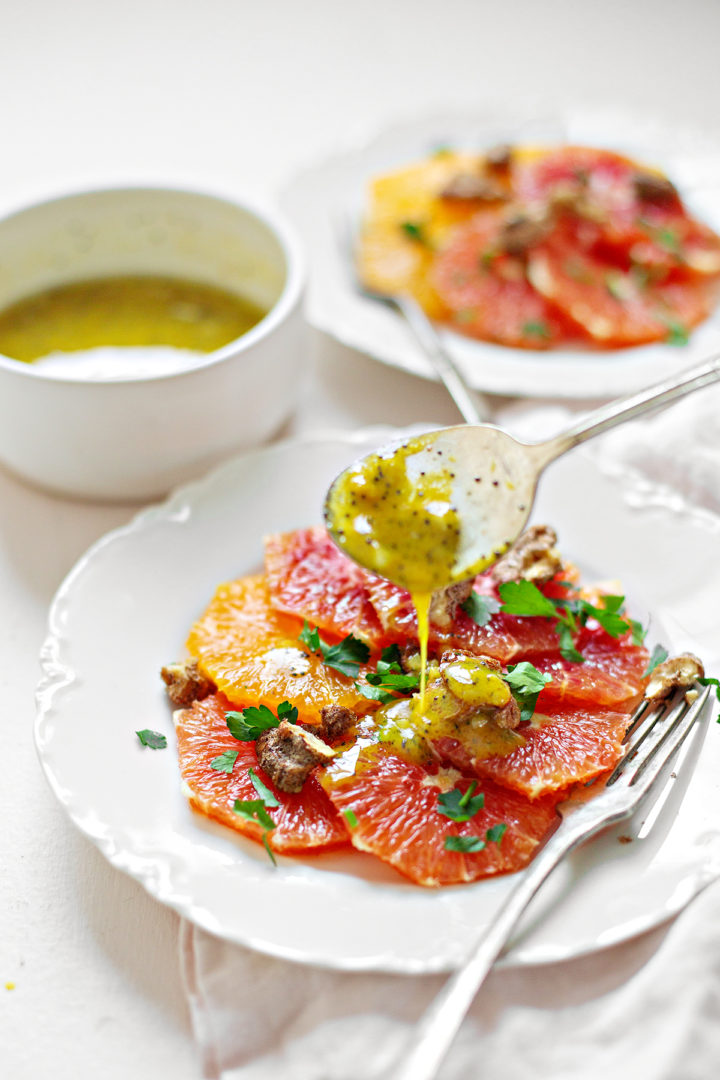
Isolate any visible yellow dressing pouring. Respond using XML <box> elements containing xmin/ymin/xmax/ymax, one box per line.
<box><xmin>325</xmin><ymin>434</ymin><xmax>505</xmax><ymax>704</ymax></box>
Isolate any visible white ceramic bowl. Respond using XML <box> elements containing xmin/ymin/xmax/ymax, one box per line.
<box><xmin>0</xmin><ymin>186</ymin><xmax>306</xmax><ymax>500</ymax></box>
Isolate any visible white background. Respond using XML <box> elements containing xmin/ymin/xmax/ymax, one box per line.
<box><xmin>2</xmin><ymin>1</ymin><xmax>720</xmax><ymax>1077</ymax></box>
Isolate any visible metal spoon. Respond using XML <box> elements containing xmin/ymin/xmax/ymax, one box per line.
<box><xmin>325</xmin><ymin>353</ymin><xmax>720</xmax><ymax>584</ymax></box>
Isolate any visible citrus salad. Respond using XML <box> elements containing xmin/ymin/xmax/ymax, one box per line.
<box><xmin>158</xmin><ymin>523</ymin><xmax>701</xmax><ymax>887</ymax></box>
<box><xmin>358</xmin><ymin>144</ymin><xmax>720</xmax><ymax>350</ymax></box>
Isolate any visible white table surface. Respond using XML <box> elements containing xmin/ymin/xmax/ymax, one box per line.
<box><xmin>2</xmin><ymin>2</ymin><xmax>720</xmax><ymax>1076</ymax></box>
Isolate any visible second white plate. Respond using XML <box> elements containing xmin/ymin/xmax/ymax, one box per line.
<box><xmin>280</xmin><ymin>107</ymin><xmax>720</xmax><ymax>399</ymax></box>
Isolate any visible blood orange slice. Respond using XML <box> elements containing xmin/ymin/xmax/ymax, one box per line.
<box><xmin>186</xmin><ymin>573</ymin><xmax>368</xmax><ymax>719</ymax></box>
<box><xmin>435</xmin><ymin>704</ymin><xmax>630</xmax><ymax>799</ymax></box>
<box><xmin>431</xmin><ymin>212</ymin><xmax>571</xmax><ymax>348</ymax></box>
<box><xmin>528</xmin><ymin>229</ymin><xmax>712</xmax><ymax>346</ymax></box>
<box><xmin>264</xmin><ymin>527</ymin><xmax>386</xmax><ymax>647</ymax></box>
<box><xmin>320</xmin><ymin>747</ymin><xmax>559</xmax><ymax>886</ymax></box>
<box><xmin>367</xmin><ymin>575</ymin><xmax>561</xmax><ymax>661</ymax></box>
<box><xmin>534</xmin><ymin>633</ymin><xmax>648</xmax><ymax>710</ymax></box>
<box><xmin>174</xmin><ymin>693</ymin><xmax>349</xmax><ymax>853</ymax></box>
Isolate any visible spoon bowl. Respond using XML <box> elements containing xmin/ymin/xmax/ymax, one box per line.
<box><xmin>325</xmin><ymin>353</ymin><xmax>720</xmax><ymax>588</ymax></box>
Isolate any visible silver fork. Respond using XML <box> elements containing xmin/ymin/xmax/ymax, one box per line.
<box><xmin>334</xmin><ymin>214</ymin><xmax>489</xmax><ymax>424</ymax></box>
<box><xmin>388</xmin><ymin>682</ymin><xmax>713</xmax><ymax>1080</ymax></box>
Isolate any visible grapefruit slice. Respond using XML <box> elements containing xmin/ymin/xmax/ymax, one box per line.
<box><xmin>319</xmin><ymin>747</ymin><xmax>559</xmax><ymax>886</ymax></box>
<box><xmin>528</xmin><ymin>228</ymin><xmax>712</xmax><ymax>346</ymax></box>
<box><xmin>434</xmin><ymin>705</ymin><xmax>630</xmax><ymax>799</ymax></box>
<box><xmin>186</xmin><ymin>573</ymin><xmax>368</xmax><ymax>719</ymax></box>
<box><xmin>174</xmin><ymin>693</ymin><xmax>349</xmax><ymax>853</ymax></box>
<box><xmin>431</xmin><ymin>211</ymin><xmax>572</xmax><ymax>348</ymax></box>
<box><xmin>264</xmin><ymin>527</ymin><xmax>386</xmax><ymax>647</ymax></box>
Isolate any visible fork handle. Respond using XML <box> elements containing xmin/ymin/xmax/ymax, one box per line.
<box><xmin>389</xmin><ymin>815</ymin><xmax>604</xmax><ymax>1080</ymax></box>
<box><xmin>394</xmin><ymin>295</ymin><xmax>491</xmax><ymax>424</ymax></box>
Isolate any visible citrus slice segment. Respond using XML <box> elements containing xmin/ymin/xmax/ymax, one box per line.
<box><xmin>186</xmin><ymin>573</ymin><xmax>367</xmax><ymax>719</ymax></box>
<box><xmin>264</xmin><ymin>527</ymin><xmax>385</xmax><ymax>647</ymax></box>
<box><xmin>434</xmin><ymin>705</ymin><xmax>630</xmax><ymax>799</ymax></box>
<box><xmin>320</xmin><ymin>745</ymin><xmax>559</xmax><ymax>886</ymax></box>
<box><xmin>174</xmin><ymin>693</ymin><xmax>349</xmax><ymax>853</ymax></box>
<box><xmin>431</xmin><ymin>211</ymin><xmax>571</xmax><ymax>348</ymax></box>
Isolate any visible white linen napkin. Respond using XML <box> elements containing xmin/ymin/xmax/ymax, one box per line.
<box><xmin>179</xmin><ymin>387</ymin><xmax>720</xmax><ymax>1080</ymax></box>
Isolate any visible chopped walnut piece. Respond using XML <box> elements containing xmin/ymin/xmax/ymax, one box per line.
<box><xmin>160</xmin><ymin>660</ymin><xmax>213</xmax><ymax>707</ymax></box>
<box><xmin>490</xmin><ymin>525</ymin><xmax>562</xmax><ymax>585</ymax></box>
<box><xmin>485</xmin><ymin>143</ymin><xmax>513</xmax><ymax>171</ymax></box>
<box><xmin>500</xmin><ymin>213</ymin><xmax>552</xmax><ymax>255</ymax></box>
<box><xmin>494</xmin><ymin>696</ymin><xmax>521</xmax><ymax>730</ymax></box>
<box><xmin>438</xmin><ymin>650</ymin><xmax>521</xmax><ymax>731</ymax></box>
<box><xmin>645</xmin><ymin>653</ymin><xmax>705</xmax><ymax>702</ymax></box>
<box><xmin>634</xmin><ymin>172</ymin><xmax>678</xmax><ymax>206</ymax></box>
<box><xmin>439</xmin><ymin>648</ymin><xmax>502</xmax><ymax>673</ymax></box>
<box><xmin>256</xmin><ymin>721</ymin><xmax>335</xmax><ymax>794</ymax></box>
<box><xmin>429</xmin><ymin>579</ymin><xmax>474</xmax><ymax>628</ymax></box>
<box><xmin>319</xmin><ymin>704</ymin><xmax>357</xmax><ymax>741</ymax></box>
<box><xmin>440</xmin><ymin>173</ymin><xmax>507</xmax><ymax>202</ymax></box>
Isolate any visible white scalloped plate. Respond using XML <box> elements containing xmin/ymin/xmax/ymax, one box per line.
<box><xmin>35</xmin><ymin>428</ymin><xmax>720</xmax><ymax>973</ymax></box>
<box><xmin>279</xmin><ymin>108</ymin><xmax>720</xmax><ymax>399</ymax></box>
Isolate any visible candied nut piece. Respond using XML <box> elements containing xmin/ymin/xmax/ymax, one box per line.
<box><xmin>494</xmin><ymin>695</ymin><xmax>521</xmax><ymax>730</ymax></box>
<box><xmin>440</xmin><ymin>173</ymin><xmax>507</xmax><ymax>202</ymax></box>
<box><xmin>439</xmin><ymin>648</ymin><xmax>502</xmax><ymax>674</ymax></box>
<box><xmin>439</xmin><ymin>651</ymin><xmax>521</xmax><ymax>730</ymax></box>
<box><xmin>490</xmin><ymin>524</ymin><xmax>562</xmax><ymax>585</ymax></box>
<box><xmin>485</xmin><ymin>143</ymin><xmax>513</xmax><ymax>171</ymax></box>
<box><xmin>256</xmin><ymin>720</ymin><xmax>335</xmax><ymax>794</ymax></box>
<box><xmin>634</xmin><ymin>172</ymin><xmax>678</xmax><ymax>206</ymax></box>
<box><xmin>160</xmin><ymin>660</ymin><xmax>213</xmax><ymax>707</ymax></box>
<box><xmin>319</xmin><ymin>704</ymin><xmax>357</xmax><ymax>741</ymax></box>
<box><xmin>429</xmin><ymin>579</ymin><xmax>474</xmax><ymax>628</ymax></box>
<box><xmin>645</xmin><ymin>653</ymin><xmax>705</xmax><ymax>702</ymax></box>
<box><xmin>500</xmin><ymin>213</ymin><xmax>552</xmax><ymax>255</ymax></box>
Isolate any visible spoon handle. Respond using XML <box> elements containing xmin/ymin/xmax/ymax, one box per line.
<box><xmin>536</xmin><ymin>352</ymin><xmax>720</xmax><ymax>466</ymax></box>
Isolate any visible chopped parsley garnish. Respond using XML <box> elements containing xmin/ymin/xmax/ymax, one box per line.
<box><xmin>665</xmin><ymin>320</ymin><xmax>689</xmax><ymax>346</ymax></box>
<box><xmin>485</xmin><ymin>823</ymin><xmax>507</xmax><ymax>844</ymax></box>
<box><xmin>437</xmin><ymin>781</ymin><xmax>485</xmax><ymax>823</ymax></box>
<box><xmin>698</xmin><ymin>677</ymin><xmax>720</xmax><ymax>723</ymax></box>
<box><xmin>443</xmin><ymin>823</ymin><xmax>507</xmax><ymax>853</ymax></box>
<box><xmin>355</xmin><ymin>643</ymin><xmax>419</xmax><ymax>703</ymax></box>
<box><xmin>522</xmin><ymin>320</ymin><xmax>551</xmax><ymax>339</ymax></box>
<box><xmin>444</xmin><ymin>835</ymin><xmax>486</xmax><ymax>853</ymax></box>
<box><xmin>234</xmin><ymin>771</ymin><xmax>280</xmax><ymax>865</ymax></box>
<box><xmin>400</xmin><ymin>220</ymin><xmax>429</xmax><ymax>245</ymax></box>
<box><xmin>643</xmin><ymin>644</ymin><xmax>668</xmax><ymax>677</ymax></box>
<box><xmin>480</xmin><ymin>249</ymin><xmax>497</xmax><ymax>269</ymax></box>
<box><xmin>504</xmin><ymin>661</ymin><xmax>552</xmax><ymax>723</ymax></box>
<box><xmin>343</xmin><ymin>809</ymin><xmax>358</xmax><ymax>829</ymax></box>
<box><xmin>248</xmin><ymin>767</ymin><xmax>279</xmax><ymax>807</ymax></box>
<box><xmin>210</xmin><ymin>749</ymin><xmax>239</xmax><ymax>773</ymax></box>
<box><xmin>657</xmin><ymin>227</ymin><xmax>681</xmax><ymax>254</ymax></box>
<box><xmin>461</xmin><ymin>592</ymin><xmax>501</xmax><ymax>627</ymax></box>
<box><xmin>498</xmin><ymin>581</ymin><xmax>642</xmax><ymax>663</ymax></box>
<box><xmin>136</xmin><ymin>729</ymin><xmax>167</xmax><ymax>749</ymax></box>
<box><xmin>226</xmin><ymin>700</ymin><xmax>298</xmax><ymax>741</ymax></box>
<box><xmin>299</xmin><ymin>621</ymin><xmax>370</xmax><ymax>679</ymax></box>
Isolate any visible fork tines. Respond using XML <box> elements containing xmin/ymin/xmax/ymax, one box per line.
<box><xmin>606</xmin><ymin>683</ymin><xmax>712</xmax><ymax>793</ymax></box>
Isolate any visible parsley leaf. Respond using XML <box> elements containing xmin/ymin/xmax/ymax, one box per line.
<box><xmin>486</xmin><ymin>823</ymin><xmax>507</xmax><ymax>844</ymax></box>
<box><xmin>343</xmin><ymin>809</ymin><xmax>358</xmax><ymax>829</ymax></box>
<box><xmin>643</xmin><ymin>644</ymin><xmax>668</xmax><ymax>677</ymax></box>
<box><xmin>666</xmin><ymin>320</ymin><xmax>689</xmax><ymax>346</ymax></box>
<box><xmin>136</xmin><ymin>729</ymin><xmax>167</xmax><ymax>749</ymax></box>
<box><xmin>248</xmin><ymin>767</ymin><xmax>279</xmax><ymax>808</ymax></box>
<box><xmin>461</xmin><ymin>592</ymin><xmax>501</xmax><ymax>627</ymax></box>
<box><xmin>438</xmin><ymin>781</ymin><xmax>485</xmax><ymax>823</ymax></box>
<box><xmin>233</xmin><ymin>798</ymin><xmax>276</xmax><ymax>831</ymax></box>
<box><xmin>355</xmin><ymin>682</ymin><xmax>395</xmax><ymax>704</ymax></box>
<box><xmin>504</xmin><ymin>661</ymin><xmax>552</xmax><ymax>723</ymax></box>
<box><xmin>523</xmin><ymin>320</ymin><xmax>551</xmax><ymax>339</ymax></box>
<box><xmin>400</xmin><ymin>220</ymin><xmax>429</xmax><ymax>245</ymax></box>
<box><xmin>366</xmin><ymin>670</ymin><xmax>420</xmax><ymax>691</ymax></box>
<box><xmin>629</xmin><ymin>618</ymin><xmax>646</xmax><ymax>646</ymax></box>
<box><xmin>234</xmin><ymin>774</ymin><xmax>280</xmax><ymax>866</ymax></box>
<box><xmin>299</xmin><ymin>621</ymin><xmax>370</xmax><ymax>679</ymax></box>
<box><xmin>444</xmin><ymin>835</ymin><xmax>486</xmax><ymax>853</ymax></box>
<box><xmin>226</xmin><ymin>702</ymin><xmax>297</xmax><ymax>741</ymax></box>
<box><xmin>698</xmin><ymin>677</ymin><xmax>720</xmax><ymax>723</ymax></box>
<box><xmin>557</xmin><ymin>623</ymin><xmax>586</xmax><ymax>663</ymax></box>
<box><xmin>498</xmin><ymin>580</ymin><xmax>558</xmax><ymax>618</ymax></box>
<box><xmin>210</xmin><ymin>749</ymin><xmax>239</xmax><ymax>774</ymax></box>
